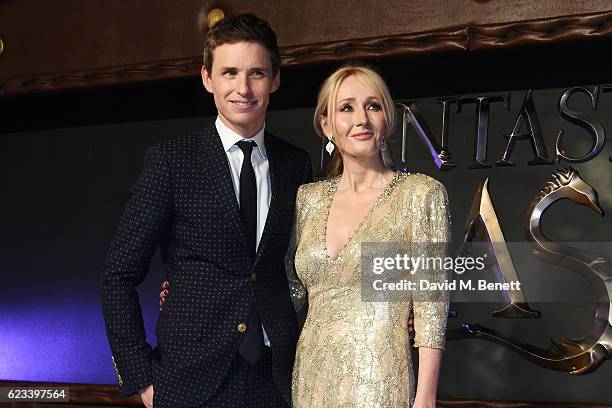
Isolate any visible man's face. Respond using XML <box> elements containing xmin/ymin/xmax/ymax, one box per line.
<box><xmin>202</xmin><ymin>41</ymin><xmax>280</xmax><ymax>138</ymax></box>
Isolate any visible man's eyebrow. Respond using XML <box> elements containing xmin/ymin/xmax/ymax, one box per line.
<box><xmin>216</xmin><ymin>66</ymin><xmax>270</xmax><ymax>73</ymax></box>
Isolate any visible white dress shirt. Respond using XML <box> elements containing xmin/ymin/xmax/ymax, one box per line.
<box><xmin>215</xmin><ymin>117</ymin><xmax>271</xmax><ymax>347</ymax></box>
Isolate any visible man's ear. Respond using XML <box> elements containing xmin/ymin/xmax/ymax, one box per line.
<box><xmin>201</xmin><ymin>66</ymin><xmax>213</xmax><ymax>94</ymax></box>
<box><xmin>270</xmin><ymin>71</ymin><xmax>281</xmax><ymax>94</ymax></box>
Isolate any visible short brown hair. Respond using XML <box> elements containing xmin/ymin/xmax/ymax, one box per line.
<box><xmin>203</xmin><ymin>13</ymin><xmax>281</xmax><ymax>76</ymax></box>
<box><xmin>314</xmin><ymin>65</ymin><xmax>397</xmax><ymax>177</ymax></box>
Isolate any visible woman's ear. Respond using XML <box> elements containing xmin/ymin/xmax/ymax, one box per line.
<box><xmin>320</xmin><ymin>115</ymin><xmax>330</xmax><ymax>137</ymax></box>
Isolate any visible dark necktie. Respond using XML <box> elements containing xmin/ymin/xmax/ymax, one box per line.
<box><xmin>236</xmin><ymin>140</ymin><xmax>257</xmax><ymax>259</ymax></box>
<box><xmin>236</xmin><ymin>140</ymin><xmax>264</xmax><ymax>365</ymax></box>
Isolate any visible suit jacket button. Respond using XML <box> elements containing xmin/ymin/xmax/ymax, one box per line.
<box><xmin>238</xmin><ymin>323</ymin><xmax>247</xmax><ymax>333</ymax></box>
<box><xmin>251</xmin><ymin>272</ymin><xmax>257</xmax><ymax>282</ymax></box>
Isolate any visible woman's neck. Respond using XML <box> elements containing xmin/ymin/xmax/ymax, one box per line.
<box><xmin>338</xmin><ymin>155</ymin><xmax>394</xmax><ymax>193</ymax></box>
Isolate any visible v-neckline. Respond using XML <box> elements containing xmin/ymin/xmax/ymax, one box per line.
<box><xmin>323</xmin><ymin>172</ymin><xmax>400</xmax><ymax>262</ymax></box>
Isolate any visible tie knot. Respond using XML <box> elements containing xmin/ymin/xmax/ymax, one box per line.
<box><xmin>236</xmin><ymin>140</ymin><xmax>255</xmax><ymax>156</ymax></box>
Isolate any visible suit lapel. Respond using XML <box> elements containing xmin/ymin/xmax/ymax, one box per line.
<box><xmin>198</xmin><ymin>123</ymin><xmax>250</xmax><ymax>262</ymax></box>
<box><xmin>255</xmin><ymin>132</ymin><xmax>289</xmax><ymax>265</ymax></box>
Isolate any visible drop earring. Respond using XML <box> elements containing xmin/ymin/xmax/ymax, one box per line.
<box><xmin>325</xmin><ymin>135</ymin><xmax>335</xmax><ymax>155</ymax></box>
<box><xmin>380</xmin><ymin>139</ymin><xmax>395</xmax><ymax>169</ymax></box>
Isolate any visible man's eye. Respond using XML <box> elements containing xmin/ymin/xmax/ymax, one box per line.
<box><xmin>250</xmin><ymin>71</ymin><xmax>264</xmax><ymax>79</ymax></box>
<box><xmin>223</xmin><ymin>70</ymin><xmax>237</xmax><ymax>77</ymax></box>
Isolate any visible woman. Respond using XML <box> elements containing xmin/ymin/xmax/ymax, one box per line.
<box><xmin>286</xmin><ymin>65</ymin><xmax>450</xmax><ymax>408</ymax></box>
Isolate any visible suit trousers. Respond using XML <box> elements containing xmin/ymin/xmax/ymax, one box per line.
<box><xmin>203</xmin><ymin>348</ymin><xmax>288</xmax><ymax>408</ymax></box>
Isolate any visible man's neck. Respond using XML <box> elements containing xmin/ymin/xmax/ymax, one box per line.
<box><xmin>217</xmin><ymin>115</ymin><xmax>264</xmax><ymax>139</ymax></box>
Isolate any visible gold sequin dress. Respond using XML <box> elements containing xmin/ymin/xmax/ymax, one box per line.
<box><xmin>286</xmin><ymin>171</ymin><xmax>450</xmax><ymax>408</ymax></box>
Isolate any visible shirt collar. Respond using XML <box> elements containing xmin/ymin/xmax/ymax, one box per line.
<box><xmin>215</xmin><ymin>116</ymin><xmax>267</xmax><ymax>160</ymax></box>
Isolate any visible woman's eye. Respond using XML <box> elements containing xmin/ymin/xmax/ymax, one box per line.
<box><xmin>340</xmin><ymin>104</ymin><xmax>353</xmax><ymax>112</ymax></box>
<box><xmin>368</xmin><ymin>103</ymin><xmax>382</xmax><ymax>111</ymax></box>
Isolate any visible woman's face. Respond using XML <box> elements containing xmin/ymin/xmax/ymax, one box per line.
<box><xmin>322</xmin><ymin>75</ymin><xmax>387</xmax><ymax>161</ymax></box>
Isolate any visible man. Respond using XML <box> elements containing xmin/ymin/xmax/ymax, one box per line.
<box><xmin>101</xmin><ymin>13</ymin><xmax>311</xmax><ymax>408</ymax></box>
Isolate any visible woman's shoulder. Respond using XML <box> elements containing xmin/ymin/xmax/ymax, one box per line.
<box><xmin>395</xmin><ymin>171</ymin><xmax>447</xmax><ymax>193</ymax></box>
<box><xmin>393</xmin><ymin>172</ymin><xmax>448</xmax><ymax>207</ymax></box>
<box><xmin>297</xmin><ymin>177</ymin><xmax>338</xmax><ymax>199</ymax></box>
<box><xmin>293</xmin><ymin>178</ymin><xmax>333</xmax><ymax>218</ymax></box>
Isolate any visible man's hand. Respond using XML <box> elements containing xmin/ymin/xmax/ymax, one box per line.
<box><xmin>159</xmin><ymin>281</ymin><xmax>169</xmax><ymax>311</ymax></box>
<box><xmin>139</xmin><ymin>384</ymin><xmax>154</xmax><ymax>408</ymax></box>
<box><xmin>408</xmin><ymin>312</ymin><xmax>415</xmax><ymax>340</ymax></box>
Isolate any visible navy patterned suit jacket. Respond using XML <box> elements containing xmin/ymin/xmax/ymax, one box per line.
<box><xmin>101</xmin><ymin>122</ymin><xmax>312</xmax><ymax>407</ymax></box>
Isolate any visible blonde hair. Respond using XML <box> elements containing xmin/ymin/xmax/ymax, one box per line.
<box><xmin>313</xmin><ymin>65</ymin><xmax>397</xmax><ymax>177</ymax></box>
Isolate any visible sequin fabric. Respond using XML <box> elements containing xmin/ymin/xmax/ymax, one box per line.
<box><xmin>285</xmin><ymin>171</ymin><xmax>450</xmax><ymax>407</ymax></box>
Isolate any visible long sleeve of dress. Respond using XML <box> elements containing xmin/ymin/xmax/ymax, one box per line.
<box><xmin>286</xmin><ymin>185</ymin><xmax>308</xmax><ymax>312</ymax></box>
<box><xmin>411</xmin><ymin>181</ymin><xmax>451</xmax><ymax>350</ymax></box>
